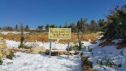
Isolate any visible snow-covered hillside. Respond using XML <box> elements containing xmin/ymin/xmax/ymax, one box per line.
<box><xmin>81</xmin><ymin>40</ymin><xmax>126</xmax><ymax>71</ymax></box>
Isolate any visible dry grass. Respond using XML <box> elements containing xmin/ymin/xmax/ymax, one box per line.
<box><xmin>2</xmin><ymin>32</ymin><xmax>100</xmax><ymax>43</ymax></box>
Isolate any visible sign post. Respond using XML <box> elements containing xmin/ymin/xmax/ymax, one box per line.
<box><xmin>48</xmin><ymin>28</ymin><xmax>71</xmax><ymax>57</ymax></box>
<box><xmin>49</xmin><ymin>40</ymin><xmax>52</xmax><ymax>57</ymax></box>
<box><xmin>67</xmin><ymin>40</ymin><xmax>70</xmax><ymax>57</ymax></box>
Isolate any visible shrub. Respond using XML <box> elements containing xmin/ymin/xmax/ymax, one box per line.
<box><xmin>18</xmin><ymin>43</ymin><xmax>24</xmax><ymax>48</ymax></box>
<box><xmin>6</xmin><ymin>51</ymin><xmax>15</xmax><ymax>60</ymax></box>
<box><xmin>19</xmin><ymin>44</ymin><xmax>32</xmax><ymax>49</ymax></box>
<box><xmin>45</xmin><ymin>50</ymin><xmax>50</xmax><ymax>55</ymax></box>
<box><xmin>0</xmin><ymin>58</ymin><xmax>3</xmax><ymax>65</ymax></box>
<box><xmin>39</xmin><ymin>51</ymin><xmax>44</xmax><ymax>54</ymax></box>
<box><xmin>88</xmin><ymin>47</ymin><xmax>92</xmax><ymax>52</ymax></box>
<box><xmin>66</xmin><ymin>45</ymin><xmax>80</xmax><ymax>51</ymax></box>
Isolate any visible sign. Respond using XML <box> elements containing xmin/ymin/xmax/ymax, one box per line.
<box><xmin>48</xmin><ymin>28</ymin><xmax>71</xmax><ymax>39</ymax></box>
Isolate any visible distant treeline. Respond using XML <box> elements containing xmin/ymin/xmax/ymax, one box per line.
<box><xmin>36</xmin><ymin>18</ymin><xmax>104</xmax><ymax>33</ymax></box>
<box><xmin>0</xmin><ymin>18</ymin><xmax>105</xmax><ymax>33</ymax></box>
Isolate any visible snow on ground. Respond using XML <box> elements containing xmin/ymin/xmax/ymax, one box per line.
<box><xmin>5</xmin><ymin>39</ymin><xmax>126</xmax><ymax>71</ymax></box>
<box><xmin>93</xmin><ymin>65</ymin><xmax>116</xmax><ymax>71</ymax></box>
<box><xmin>5</xmin><ymin>40</ymin><xmax>92</xmax><ymax>50</ymax></box>
<box><xmin>81</xmin><ymin>41</ymin><xmax>92</xmax><ymax>47</ymax></box>
<box><xmin>81</xmin><ymin>40</ymin><xmax>126</xmax><ymax>71</ymax></box>
<box><xmin>0</xmin><ymin>31</ymin><xmax>29</xmax><ymax>35</ymax></box>
<box><xmin>6</xmin><ymin>40</ymin><xmax>20</xmax><ymax>48</ymax></box>
<box><xmin>6</xmin><ymin>40</ymin><xmax>68</xmax><ymax>50</ymax></box>
<box><xmin>0</xmin><ymin>52</ymin><xmax>81</xmax><ymax>71</ymax></box>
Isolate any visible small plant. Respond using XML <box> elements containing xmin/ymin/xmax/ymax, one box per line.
<box><xmin>6</xmin><ymin>51</ymin><xmax>15</xmax><ymax>60</ymax></box>
<box><xmin>0</xmin><ymin>58</ymin><xmax>3</xmax><ymax>65</ymax></box>
<box><xmin>88</xmin><ymin>48</ymin><xmax>92</xmax><ymax>52</ymax></box>
<box><xmin>24</xmin><ymin>46</ymin><xmax>32</xmax><ymax>49</ymax></box>
<box><xmin>66</xmin><ymin>45</ymin><xmax>81</xmax><ymax>51</ymax></box>
<box><xmin>19</xmin><ymin>44</ymin><xmax>32</xmax><ymax>49</ymax></box>
<box><xmin>45</xmin><ymin>50</ymin><xmax>49</xmax><ymax>55</ymax></box>
<box><xmin>18</xmin><ymin>43</ymin><xmax>24</xmax><ymax>48</ymax></box>
<box><xmin>39</xmin><ymin>51</ymin><xmax>44</xmax><ymax>54</ymax></box>
<box><xmin>96</xmin><ymin>57</ymin><xmax>121</xmax><ymax>69</ymax></box>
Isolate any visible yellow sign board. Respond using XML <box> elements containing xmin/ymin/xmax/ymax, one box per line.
<box><xmin>48</xmin><ymin>28</ymin><xmax>71</xmax><ymax>39</ymax></box>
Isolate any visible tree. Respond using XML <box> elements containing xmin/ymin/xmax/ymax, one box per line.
<box><xmin>63</xmin><ymin>23</ymin><xmax>69</xmax><ymax>28</ymax></box>
<box><xmin>15</xmin><ymin>24</ymin><xmax>18</xmax><ymax>31</ymax></box>
<box><xmin>103</xmin><ymin>5</ymin><xmax>126</xmax><ymax>41</ymax></box>
<box><xmin>2</xmin><ymin>26</ymin><xmax>13</xmax><ymax>31</ymax></box>
<box><xmin>45</xmin><ymin>24</ymin><xmax>49</xmax><ymax>31</ymax></box>
<box><xmin>90</xmin><ymin>20</ymin><xmax>98</xmax><ymax>32</ymax></box>
<box><xmin>76</xmin><ymin>18</ymin><xmax>88</xmax><ymax>50</ymax></box>
<box><xmin>25</xmin><ymin>25</ymin><xmax>29</xmax><ymax>31</ymax></box>
<box><xmin>59</xmin><ymin>25</ymin><xmax>62</xmax><ymax>28</ymax></box>
<box><xmin>77</xmin><ymin>18</ymin><xmax>88</xmax><ymax>33</ymax></box>
<box><xmin>49</xmin><ymin>24</ymin><xmax>57</xmax><ymax>28</ymax></box>
<box><xmin>98</xmin><ymin>19</ymin><xmax>107</xmax><ymax>31</ymax></box>
<box><xmin>69</xmin><ymin>23</ymin><xmax>77</xmax><ymax>32</ymax></box>
<box><xmin>37</xmin><ymin>25</ymin><xmax>43</xmax><ymax>30</ymax></box>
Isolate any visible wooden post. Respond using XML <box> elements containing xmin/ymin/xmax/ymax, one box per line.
<box><xmin>19</xmin><ymin>24</ymin><xmax>24</xmax><ymax>48</ymax></box>
<box><xmin>67</xmin><ymin>40</ymin><xmax>70</xmax><ymax>58</ymax></box>
<box><xmin>49</xmin><ymin>40</ymin><xmax>52</xmax><ymax>57</ymax></box>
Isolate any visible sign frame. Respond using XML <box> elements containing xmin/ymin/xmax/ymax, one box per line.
<box><xmin>48</xmin><ymin>28</ymin><xmax>71</xmax><ymax>40</ymax></box>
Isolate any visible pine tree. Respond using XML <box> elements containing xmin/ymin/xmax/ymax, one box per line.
<box><xmin>103</xmin><ymin>5</ymin><xmax>126</xmax><ymax>41</ymax></box>
<box><xmin>90</xmin><ymin>20</ymin><xmax>98</xmax><ymax>32</ymax></box>
<box><xmin>15</xmin><ymin>24</ymin><xmax>18</xmax><ymax>31</ymax></box>
<box><xmin>25</xmin><ymin>25</ymin><xmax>29</xmax><ymax>31</ymax></box>
<box><xmin>45</xmin><ymin>24</ymin><xmax>49</xmax><ymax>31</ymax></box>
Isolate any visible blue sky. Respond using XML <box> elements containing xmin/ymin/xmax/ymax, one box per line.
<box><xmin>0</xmin><ymin>0</ymin><xmax>126</xmax><ymax>28</ymax></box>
